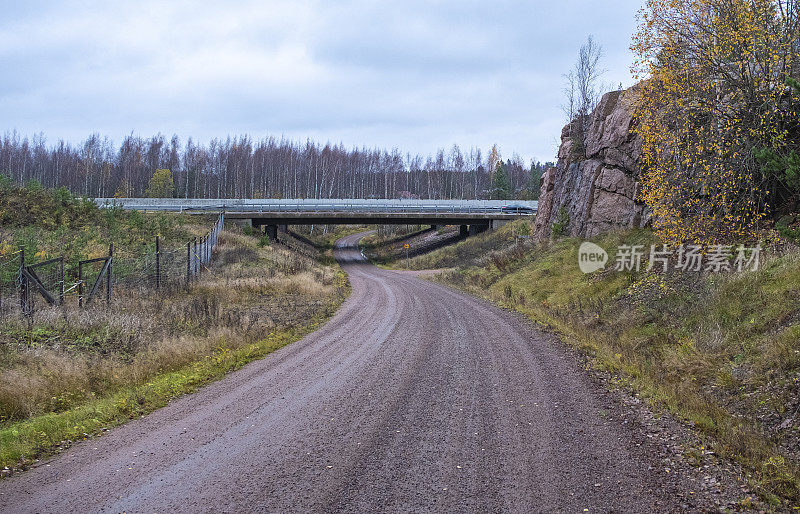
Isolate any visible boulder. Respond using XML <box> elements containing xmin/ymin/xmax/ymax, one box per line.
<box><xmin>534</xmin><ymin>86</ymin><xmax>649</xmax><ymax>241</ymax></box>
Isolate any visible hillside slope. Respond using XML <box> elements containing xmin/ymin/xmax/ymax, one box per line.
<box><xmin>0</xmin><ymin>182</ymin><xmax>348</xmax><ymax>472</ymax></box>
<box><xmin>402</xmin><ymin>223</ymin><xmax>800</xmax><ymax>506</ymax></box>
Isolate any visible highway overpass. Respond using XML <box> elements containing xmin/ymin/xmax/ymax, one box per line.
<box><xmin>95</xmin><ymin>198</ymin><xmax>538</xmax><ymax>237</ymax></box>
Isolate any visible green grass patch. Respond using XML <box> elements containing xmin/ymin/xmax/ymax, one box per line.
<box><xmin>0</xmin><ymin>208</ymin><xmax>352</xmax><ymax>470</ymax></box>
<box><xmin>0</xmin><ymin>306</ymin><xmax>342</xmax><ymax>471</ymax></box>
<box><xmin>371</xmin><ymin>219</ymin><xmax>534</xmax><ymax>270</ymax></box>
<box><xmin>0</xmin><ymin>181</ymin><xmax>211</xmax><ymax>296</ymax></box>
<box><xmin>427</xmin><ymin>228</ymin><xmax>800</xmax><ymax>506</ymax></box>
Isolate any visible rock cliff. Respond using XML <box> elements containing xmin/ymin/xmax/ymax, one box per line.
<box><xmin>533</xmin><ymin>87</ymin><xmax>649</xmax><ymax>241</ymax></box>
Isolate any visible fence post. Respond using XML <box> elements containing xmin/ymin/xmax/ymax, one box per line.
<box><xmin>186</xmin><ymin>241</ymin><xmax>191</xmax><ymax>289</ymax></box>
<box><xmin>19</xmin><ymin>248</ymin><xmax>29</xmax><ymax>316</ymax></box>
<box><xmin>18</xmin><ymin>248</ymin><xmax>23</xmax><ymax>311</ymax></box>
<box><xmin>59</xmin><ymin>257</ymin><xmax>65</xmax><ymax>305</ymax></box>
<box><xmin>193</xmin><ymin>237</ymin><xmax>198</xmax><ymax>276</ymax></box>
<box><xmin>155</xmin><ymin>236</ymin><xmax>161</xmax><ymax>290</ymax></box>
<box><xmin>106</xmin><ymin>243</ymin><xmax>113</xmax><ymax>305</ymax></box>
<box><xmin>78</xmin><ymin>260</ymin><xmax>84</xmax><ymax>307</ymax></box>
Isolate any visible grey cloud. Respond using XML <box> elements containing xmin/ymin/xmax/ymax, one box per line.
<box><xmin>0</xmin><ymin>0</ymin><xmax>645</xmax><ymax>162</ymax></box>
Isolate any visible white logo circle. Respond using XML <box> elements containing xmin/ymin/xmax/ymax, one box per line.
<box><xmin>578</xmin><ymin>242</ymin><xmax>608</xmax><ymax>273</ymax></box>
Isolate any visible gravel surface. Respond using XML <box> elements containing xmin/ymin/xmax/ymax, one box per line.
<box><xmin>0</xmin><ymin>232</ymin><xmax>749</xmax><ymax>512</ymax></box>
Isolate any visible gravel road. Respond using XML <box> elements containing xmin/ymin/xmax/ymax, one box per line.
<box><xmin>0</xmin><ymin>232</ymin><xmax>704</xmax><ymax>512</ymax></box>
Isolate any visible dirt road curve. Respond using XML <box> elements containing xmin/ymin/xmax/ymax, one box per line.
<box><xmin>1</xmin><ymin>233</ymin><xmax>689</xmax><ymax>512</ymax></box>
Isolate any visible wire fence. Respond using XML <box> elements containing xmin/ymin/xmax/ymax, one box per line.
<box><xmin>0</xmin><ymin>251</ymin><xmax>22</xmax><ymax>317</ymax></box>
<box><xmin>0</xmin><ymin>213</ymin><xmax>224</xmax><ymax>320</ymax></box>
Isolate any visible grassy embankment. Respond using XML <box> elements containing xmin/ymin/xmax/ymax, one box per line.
<box><xmin>384</xmin><ymin>220</ymin><xmax>800</xmax><ymax>506</ymax></box>
<box><xmin>361</xmin><ymin>225</ymin><xmax>463</xmax><ymax>266</ymax></box>
<box><xmin>289</xmin><ymin>224</ymin><xmax>373</xmax><ymax>264</ymax></box>
<box><xmin>0</xmin><ymin>181</ymin><xmax>349</xmax><ymax>471</ymax></box>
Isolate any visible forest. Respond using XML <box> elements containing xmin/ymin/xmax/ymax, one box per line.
<box><xmin>0</xmin><ymin>132</ymin><xmax>549</xmax><ymax>201</ymax></box>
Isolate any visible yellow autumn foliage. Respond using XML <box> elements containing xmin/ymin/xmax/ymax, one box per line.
<box><xmin>632</xmin><ymin>0</ymin><xmax>800</xmax><ymax>245</ymax></box>
<box><xmin>0</xmin><ymin>241</ymin><xmax>13</xmax><ymax>258</ymax></box>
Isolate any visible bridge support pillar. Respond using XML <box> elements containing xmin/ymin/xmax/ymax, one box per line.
<box><xmin>278</xmin><ymin>224</ymin><xmax>288</xmax><ymax>233</ymax></box>
<box><xmin>469</xmin><ymin>224</ymin><xmax>488</xmax><ymax>236</ymax></box>
<box><xmin>460</xmin><ymin>225</ymin><xmax>469</xmax><ymax>237</ymax></box>
<box><xmin>491</xmin><ymin>219</ymin><xmax>509</xmax><ymax>230</ymax></box>
<box><xmin>264</xmin><ymin>224</ymin><xmax>278</xmax><ymax>240</ymax></box>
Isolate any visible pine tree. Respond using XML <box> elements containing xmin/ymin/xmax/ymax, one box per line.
<box><xmin>527</xmin><ymin>162</ymin><xmax>543</xmax><ymax>199</ymax></box>
<box><xmin>491</xmin><ymin>162</ymin><xmax>511</xmax><ymax>200</ymax></box>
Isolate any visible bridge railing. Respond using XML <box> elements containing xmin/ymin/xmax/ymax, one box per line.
<box><xmin>96</xmin><ymin>199</ymin><xmax>537</xmax><ymax>215</ymax></box>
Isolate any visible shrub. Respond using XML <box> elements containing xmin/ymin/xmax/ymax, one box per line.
<box><xmin>551</xmin><ymin>207</ymin><xmax>570</xmax><ymax>238</ymax></box>
<box><xmin>633</xmin><ymin>0</ymin><xmax>800</xmax><ymax>244</ymax></box>
<box><xmin>0</xmin><ymin>174</ymin><xmax>14</xmax><ymax>190</ymax></box>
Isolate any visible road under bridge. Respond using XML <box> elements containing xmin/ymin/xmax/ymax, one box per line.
<box><xmin>96</xmin><ymin>198</ymin><xmax>538</xmax><ymax>238</ymax></box>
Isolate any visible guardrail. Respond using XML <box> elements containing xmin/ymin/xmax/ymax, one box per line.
<box><xmin>96</xmin><ymin>199</ymin><xmax>538</xmax><ymax>216</ymax></box>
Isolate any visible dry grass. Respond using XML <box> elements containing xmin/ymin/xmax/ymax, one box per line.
<box><xmin>427</xmin><ymin>227</ymin><xmax>800</xmax><ymax>506</ymax></box>
<box><xmin>371</xmin><ymin>220</ymin><xmax>533</xmax><ymax>270</ymax></box>
<box><xmin>0</xmin><ymin>227</ymin><xmax>347</xmax><ymax>425</ymax></box>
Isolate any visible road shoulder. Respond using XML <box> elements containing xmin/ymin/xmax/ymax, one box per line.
<box><xmin>423</xmin><ymin>276</ymin><xmax>764</xmax><ymax>511</ymax></box>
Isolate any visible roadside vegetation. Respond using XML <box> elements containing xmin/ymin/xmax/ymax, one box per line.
<box><xmin>289</xmin><ymin>224</ymin><xmax>371</xmax><ymax>263</ymax></box>
<box><xmin>0</xmin><ymin>176</ymin><xmax>201</xmax><ymax>262</ymax></box>
<box><xmin>360</xmin><ymin>224</ymin><xmax>428</xmax><ymax>248</ymax></box>
<box><xmin>383</xmin><ymin>220</ymin><xmax>800</xmax><ymax>506</ymax></box>
<box><xmin>360</xmin><ymin>225</ymin><xmax>463</xmax><ymax>265</ymax></box>
<box><xmin>632</xmin><ymin>0</ymin><xmax>800</xmax><ymax>245</ymax></box>
<box><xmin>372</xmin><ymin>221</ymin><xmax>528</xmax><ymax>270</ymax></box>
<box><xmin>0</xmin><ymin>181</ymin><xmax>349</xmax><ymax>472</ymax></box>
<box><xmin>413</xmin><ymin>2</ymin><xmax>800</xmax><ymax>504</ymax></box>
<box><xmin>366</xmin><ymin>0</ymin><xmax>800</xmax><ymax>504</ymax></box>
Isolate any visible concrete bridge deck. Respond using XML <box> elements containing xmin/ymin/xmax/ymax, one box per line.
<box><xmin>95</xmin><ymin>198</ymin><xmax>537</xmax><ymax>236</ymax></box>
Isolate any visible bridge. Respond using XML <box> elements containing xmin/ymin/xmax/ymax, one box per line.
<box><xmin>95</xmin><ymin>198</ymin><xmax>538</xmax><ymax>238</ymax></box>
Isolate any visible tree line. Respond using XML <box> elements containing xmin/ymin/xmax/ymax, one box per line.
<box><xmin>0</xmin><ymin>132</ymin><xmax>551</xmax><ymax>200</ymax></box>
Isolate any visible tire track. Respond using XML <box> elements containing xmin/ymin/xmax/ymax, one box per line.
<box><xmin>0</xmin><ymin>231</ymin><xmax>688</xmax><ymax>513</ymax></box>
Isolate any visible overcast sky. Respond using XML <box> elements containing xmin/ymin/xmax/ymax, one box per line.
<box><xmin>0</xmin><ymin>0</ymin><xmax>644</xmax><ymax>163</ymax></box>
